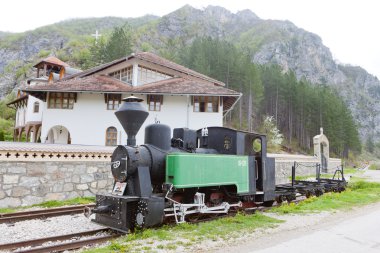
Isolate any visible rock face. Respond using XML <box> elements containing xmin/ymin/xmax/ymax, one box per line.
<box><xmin>0</xmin><ymin>5</ymin><xmax>379</xmax><ymax>140</ymax></box>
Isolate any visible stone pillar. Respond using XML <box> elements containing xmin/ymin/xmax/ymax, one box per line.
<box><xmin>313</xmin><ymin>128</ymin><xmax>330</xmax><ymax>172</ymax></box>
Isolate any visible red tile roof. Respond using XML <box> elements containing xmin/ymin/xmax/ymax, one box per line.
<box><xmin>24</xmin><ymin>76</ymin><xmax>239</xmax><ymax>96</ymax></box>
<box><xmin>132</xmin><ymin>77</ymin><xmax>239</xmax><ymax>96</ymax></box>
<box><xmin>133</xmin><ymin>52</ymin><xmax>225</xmax><ymax>86</ymax></box>
<box><xmin>64</xmin><ymin>52</ymin><xmax>225</xmax><ymax>86</ymax></box>
<box><xmin>23</xmin><ymin>76</ymin><xmax>241</xmax><ymax>113</ymax></box>
<box><xmin>33</xmin><ymin>56</ymin><xmax>70</xmax><ymax>68</ymax></box>
<box><xmin>25</xmin><ymin>75</ymin><xmax>133</xmax><ymax>93</ymax></box>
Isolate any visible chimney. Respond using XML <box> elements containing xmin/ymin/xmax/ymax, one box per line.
<box><xmin>115</xmin><ymin>96</ymin><xmax>148</xmax><ymax>146</ymax></box>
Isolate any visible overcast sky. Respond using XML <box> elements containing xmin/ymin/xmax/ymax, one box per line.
<box><xmin>1</xmin><ymin>0</ymin><xmax>379</xmax><ymax>78</ymax></box>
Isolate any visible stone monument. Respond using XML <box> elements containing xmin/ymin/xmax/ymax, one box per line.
<box><xmin>313</xmin><ymin>128</ymin><xmax>329</xmax><ymax>172</ymax></box>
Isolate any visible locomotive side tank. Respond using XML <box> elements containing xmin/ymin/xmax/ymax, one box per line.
<box><xmin>90</xmin><ymin>96</ymin><xmax>276</xmax><ymax>232</ymax></box>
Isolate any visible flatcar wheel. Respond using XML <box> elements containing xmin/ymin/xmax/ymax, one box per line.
<box><xmin>135</xmin><ymin>200</ymin><xmax>148</xmax><ymax>229</ymax></box>
<box><xmin>286</xmin><ymin>194</ymin><xmax>296</xmax><ymax>203</ymax></box>
<box><xmin>315</xmin><ymin>189</ymin><xmax>324</xmax><ymax>197</ymax></box>
<box><xmin>275</xmin><ymin>196</ymin><xmax>284</xmax><ymax>204</ymax></box>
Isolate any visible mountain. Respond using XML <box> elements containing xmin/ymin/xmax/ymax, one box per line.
<box><xmin>0</xmin><ymin>5</ymin><xmax>379</xmax><ymax>141</ymax></box>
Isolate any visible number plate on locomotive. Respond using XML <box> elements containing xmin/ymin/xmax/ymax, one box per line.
<box><xmin>112</xmin><ymin>182</ymin><xmax>127</xmax><ymax>195</ymax></box>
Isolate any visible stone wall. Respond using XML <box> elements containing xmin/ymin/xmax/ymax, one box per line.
<box><xmin>269</xmin><ymin>154</ymin><xmax>342</xmax><ymax>184</ymax></box>
<box><xmin>0</xmin><ymin>161</ymin><xmax>113</xmax><ymax>208</ymax></box>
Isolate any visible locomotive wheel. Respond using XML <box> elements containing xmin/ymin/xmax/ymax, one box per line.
<box><xmin>263</xmin><ymin>200</ymin><xmax>274</xmax><ymax>207</ymax></box>
<box><xmin>135</xmin><ymin>200</ymin><xmax>148</xmax><ymax>228</ymax></box>
<box><xmin>187</xmin><ymin>213</ymin><xmax>202</xmax><ymax>222</ymax></box>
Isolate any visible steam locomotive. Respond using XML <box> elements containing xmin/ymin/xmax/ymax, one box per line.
<box><xmin>87</xmin><ymin>96</ymin><xmax>276</xmax><ymax>232</ymax></box>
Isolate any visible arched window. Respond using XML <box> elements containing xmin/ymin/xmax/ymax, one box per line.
<box><xmin>106</xmin><ymin>127</ymin><xmax>117</xmax><ymax>146</ymax></box>
<box><xmin>33</xmin><ymin>102</ymin><xmax>40</xmax><ymax>113</ymax></box>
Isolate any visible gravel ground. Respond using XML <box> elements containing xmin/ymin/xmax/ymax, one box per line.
<box><xmin>0</xmin><ymin>213</ymin><xmax>105</xmax><ymax>245</ymax></box>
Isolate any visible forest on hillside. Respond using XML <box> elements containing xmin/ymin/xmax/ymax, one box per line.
<box><xmin>0</xmin><ymin>24</ymin><xmax>363</xmax><ymax>158</ymax></box>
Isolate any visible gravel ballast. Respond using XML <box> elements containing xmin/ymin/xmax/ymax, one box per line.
<box><xmin>0</xmin><ymin>213</ymin><xmax>104</xmax><ymax>245</ymax></box>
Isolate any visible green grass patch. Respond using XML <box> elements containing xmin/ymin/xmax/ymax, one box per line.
<box><xmin>273</xmin><ymin>180</ymin><xmax>380</xmax><ymax>214</ymax></box>
<box><xmin>369</xmin><ymin>163</ymin><xmax>380</xmax><ymax>170</ymax></box>
<box><xmin>32</xmin><ymin>196</ymin><xmax>95</xmax><ymax>208</ymax></box>
<box><xmin>84</xmin><ymin>213</ymin><xmax>283</xmax><ymax>252</ymax></box>
<box><xmin>0</xmin><ymin>197</ymin><xmax>95</xmax><ymax>214</ymax></box>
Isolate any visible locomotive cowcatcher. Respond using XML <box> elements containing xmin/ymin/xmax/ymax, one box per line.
<box><xmin>87</xmin><ymin>96</ymin><xmax>276</xmax><ymax>232</ymax></box>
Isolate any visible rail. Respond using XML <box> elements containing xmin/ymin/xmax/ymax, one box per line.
<box><xmin>0</xmin><ymin>204</ymin><xmax>95</xmax><ymax>224</ymax></box>
<box><xmin>0</xmin><ymin>228</ymin><xmax>120</xmax><ymax>252</ymax></box>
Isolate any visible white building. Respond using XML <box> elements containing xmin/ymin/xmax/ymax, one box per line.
<box><xmin>7</xmin><ymin>56</ymin><xmax>80</xmax><ymax>143</ymax></box>
<box><xmin>12</xmin><ymin>52</ymin><xmax>241</xmax><ymax>146</ymax></box>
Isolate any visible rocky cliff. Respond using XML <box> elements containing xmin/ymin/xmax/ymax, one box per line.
<box><xmin>0</xmin><ymin>5</ymin><xmax>379</xmax><ymax>140</ymax></box>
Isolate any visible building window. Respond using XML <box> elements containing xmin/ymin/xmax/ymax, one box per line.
<box><xmin>109</xmin><ymin>66</ymin><xmax>133</xmax><ymax>84</ymax></box>
<box><xmin>33</xmin><ymin>102</ymin><xmax>40</xmax><ymax>113</ymax></box>
<box><xmin>147</xmin><ymin>95</ymin><xmax>163</xmax><ymax>111</ymax></box>
<box><xmin>48</xmin><ymin>92</ymin><xmax>75</xmax><ymax>109</ymax></box>
<box><xmin>106</xmin><ymin>127</ymin><xmax>117</xmax><ymax>146</ymax></box>
<box><xmin>105</xmin><ymin>94</ymin><xmax>121</xmax><ymax>110</ymax></box>
<box><xmin>193</xmin><ymin>96</ymin><xmax>219</xmax><ymax>112</ymax></box>
<box><xmin>138</xmin><ymin>66</ymin><xmax>172</xmax><ymax>85</ymax></box>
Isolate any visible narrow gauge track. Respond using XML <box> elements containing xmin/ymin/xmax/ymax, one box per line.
<box><xmin>0</xmin><ymin>204</ymin><xmax>95</xmax><ymax>224</ymax></box>
<box><xmin>0</xmin><ymin>228</ymin><xmax>121</xmax><ymax>253</ymax></box>
<box><xmin>0</xmin><ymin>198</ymin><xmax>304</xmax><ymax>253</ymax></box>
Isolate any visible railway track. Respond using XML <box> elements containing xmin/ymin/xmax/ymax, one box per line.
<box><xmin>0</xmin><ymin>204</ymin><xmax>95</xmax><ymax>224</ymax></box>
<box><xmin>0</xmin><ymin>198</ymin><xmax>305</xmax><ymax>252</ymax></box>
<box><xmin>0</xmin><ymin>228</ymin><xmax>121</xmax><ymax>253</ymax></box>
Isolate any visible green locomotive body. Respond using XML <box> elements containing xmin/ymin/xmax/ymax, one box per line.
<box><xmin>166</xmin><ymin>153</ymin><xmax>254</xmax><ymax>194</ymax></box>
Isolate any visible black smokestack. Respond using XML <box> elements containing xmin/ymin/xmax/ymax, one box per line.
<box><xmin>115</xmin><ymin>96</ymin><xmax>149</xmax><ymax>146</ymax></box>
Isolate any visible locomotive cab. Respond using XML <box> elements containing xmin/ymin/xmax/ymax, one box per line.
<box><xmin>195</xmin><ymin>127</ymin><xmax>275</xmax><ymax>204</ymax></box>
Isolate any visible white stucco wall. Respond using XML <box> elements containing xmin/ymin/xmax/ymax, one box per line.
<box><xmin>25</xmin><ymin>96</ymin><xmax>43</xmax><ymax>123</ymax></box>
<box><xmin>40</xmin><ymin>93</ymin><xmax>224</xmax><ymax>146</ymax></box>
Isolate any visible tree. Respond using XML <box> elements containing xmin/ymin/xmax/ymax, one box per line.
<box><xmin>260</xmin><ymin>116</ymin><xmax>283</xmax><ymax>152</ymax></box>
<box><xmin>90</xmin><ymin>24</ymin><xmax>134</xmax><ymax>65</ymax></box>
<box><xmin>366</xmin><ymin>136</ymin><xmax>375</xmax><ymax>153</ymax></box>
<box><xmin>104</xmin><ymin>24</ymin><xmax>133</xmax><ymax>62</ymax></box>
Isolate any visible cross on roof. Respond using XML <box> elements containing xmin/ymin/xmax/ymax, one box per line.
<box><xmin>91</xmin><ymin>30</ymin><xmax>102</xmax><ymax>44</ymax></box>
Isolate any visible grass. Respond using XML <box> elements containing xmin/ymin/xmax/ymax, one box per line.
<box><xmin>0</xmin><ymin>197</ymin><xmax>95</xmax><ymax>214</ymax></box>
<box><xmin>83</xmin><ymin>213</ymin><xmax>283</xmax><ymax>252</ymax></box>
<box><xmin>273</xmin><ymin>180</ymin><xmax>380</xmax><ymax>214</ymax></box>
<box><xmin>369</xmin><ymin>163</ymin><xmax>380</xmax><ymax>170</ymax></box>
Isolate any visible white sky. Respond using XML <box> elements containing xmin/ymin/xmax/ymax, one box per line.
<box><xmin>1</xmin><ymin>0</ymin><xmax>379</xmax><ymax>78</ymax></box>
